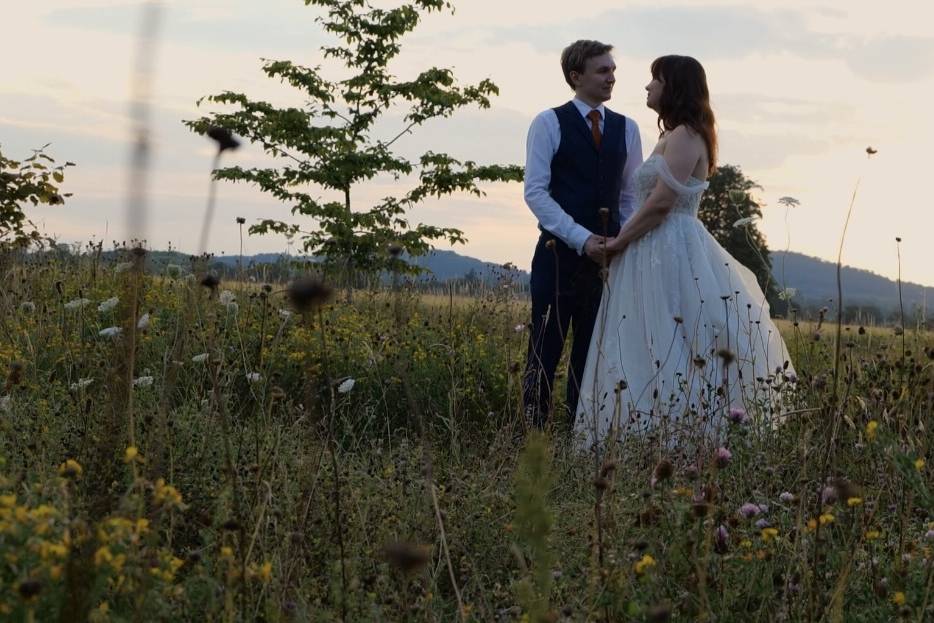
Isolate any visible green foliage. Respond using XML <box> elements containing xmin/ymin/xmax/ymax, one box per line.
<box><xmin>0</xmin><ymin>249</ymin><xmax>931</xmax><ymax>621</ymax></box>
<box><xmin>185</xmin><ymin>0</ymin><xmax>523</xmax><ymax>280</ymax></box>
<box><xmin>699</xmin><ymin>164</ymin><xmax>779</xmax><ymax>304</ymax></box>
<box><xmin>513</xmin><ymin>432</ymin><xmax>556</xmax><ymax>622</ymax></box>
<box><xmin>0</xmin><ymin>144</ymin><xmax>73</xmax><ymax>250</ymax></box>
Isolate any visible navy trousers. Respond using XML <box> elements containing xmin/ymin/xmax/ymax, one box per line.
<box><xmin>523</xmin><ymin>233</ymin><xmax>604</xmax><ymax>429</ymax></box>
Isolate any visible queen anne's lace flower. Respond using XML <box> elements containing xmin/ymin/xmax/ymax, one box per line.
<box><xmin>64</xmin><ymin>298</ymin><xmax>91</xmax><ymax>310</ymax></box>
<box><xmin>98</xmin><ymin>297</ymin><xmax>119</xmax><ymax>313</ymax></box>
<box><xmin>99</xmin><ymin>327</ymin><xmax>122</xmax><ymax>338</ymax></box>
<box><xmin>337</xmin><ymin>378</ymin><xmax>355</xmax><ymax>394</ymax></box>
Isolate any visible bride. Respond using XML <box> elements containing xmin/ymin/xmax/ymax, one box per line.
<box><xmin>575</xmin><ymin>55</ymin><xmax>796</xmax><ymax>450</ymax></box>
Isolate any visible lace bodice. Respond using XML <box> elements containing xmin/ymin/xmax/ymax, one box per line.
<box><xmin>633</xmin><ymin>153</ymin><xmax>708</xmax><ymax>217</ymax></box>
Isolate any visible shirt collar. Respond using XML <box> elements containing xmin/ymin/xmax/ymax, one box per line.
<box><xmin>572</xmin><ymin>98</ymin><xmax>605</xmax><ymax>119</ymax></box>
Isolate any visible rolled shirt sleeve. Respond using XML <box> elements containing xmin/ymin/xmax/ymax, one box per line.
<box><xmin>523</xmin><ymin>110</ymin><xmax>594</xmax><ymax>255</ymax></box>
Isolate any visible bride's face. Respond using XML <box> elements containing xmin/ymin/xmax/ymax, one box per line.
<box><xmin>645</xmin><ymin>76</ymin><xmax>664</xmax><ymax>111</ymax></box>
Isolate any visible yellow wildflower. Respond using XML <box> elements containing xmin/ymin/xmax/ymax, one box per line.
<box><xmin>846</xmin><ymin>497</ymin><xmax>863</xmax><ymax>507</ymax></box>
<box><xmin>258</xmin><ymin>561</ymin><xmax>272</xmax><ymax>582</ymax></box>
<box><xmin>94</xmin><ymin>546</ymin><xmax>113</xmax><ymax>566</ymax></box>
<box><xmin>50</xmin><ymin>565</ymin><xmax>63</xmax><ymax>580</ymax></box>
<box><xmin>891</xmin><ymin>591</ymin><xmax>905</xmax><ymax>606</ymax></box>
<box><xmin>153</xmin><ymin>479</ymin><xmax>183</xmax><ymax>508</ymax></box>
<box><xmin>865</xmin><ymin>420</ymin><xmax>878</xmax><ymax>441</ymax></box>
<box><xmin>220</xmin><ymin>546</ymin><xmax>234</xmax><ymax>559</ymax></box>
<box><xmin>58</xmin><ymin>459</ymin><xmax>83</xmax><ymax>479</ymax></box>
<box><xmin>124</xmin><ymin>446</ymin><xmax>139</xmax><ymax>463</ymax></box>
<box><xmin>819</xmin><ymin>513</ymin><xmax>835</xmax><ymax>526</ymax></box>
<box><xmin>740</xmin><ymin>539</ymin><xmax>753</xmax><ymax>549</ymax></box>
<box><xmin>865</xmin><ymin>530</ymin><xmax>882</xmax><ymax>541</ymax></box>
<box><xmin>761</xmin><ymin>527</ymin><xmax>779</xmax><ymax>542</ymax></box>
<box><xmin>633</xmin><ymin>553</ymin><xmax>656</xmax><ymax>575</ymax></box>
<box><xmin>0</xmin><ymin>494</ymin><xmax>15</xmax><ymax>508</ymax></box>
<box><xmin>915</xmin><ymin>458</ymin><xmax>925</xmax><ymax>472</ymax></box>
<box><xmin>806</xmin><ymin>518</ymin><xmax>817</xmax><ymax>532</ymax></box>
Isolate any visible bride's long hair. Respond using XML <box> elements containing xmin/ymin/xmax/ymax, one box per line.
<box><xmin>651</xmin><ymin>55</ymin><xmax>718</xmax><ymax>175</ymax></box>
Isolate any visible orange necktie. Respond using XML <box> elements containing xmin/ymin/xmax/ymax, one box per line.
<box><xmin>587</xmin><ymin>109</ymin><xmax>602</xmax><ymax>149</ymax></box>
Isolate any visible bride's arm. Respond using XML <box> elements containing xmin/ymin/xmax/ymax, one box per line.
<box><xmin>606</xmin><ymin>127</ymin><xmax>701</xmax><ymax>254</ymax></box>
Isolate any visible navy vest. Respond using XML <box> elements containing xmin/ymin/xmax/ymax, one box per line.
<box><xmin>547</xmin><ymin>101</ymin><xmax>628</xmax><ymax>241</ymax></box>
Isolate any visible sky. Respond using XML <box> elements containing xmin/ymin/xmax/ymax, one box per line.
<box><xmin>2</xmin><ymin>0</ymin><xmax>933</xmax><ymax>285</ymax></box>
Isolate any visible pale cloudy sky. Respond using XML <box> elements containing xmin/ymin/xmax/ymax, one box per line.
<box><xmin>2</xmin><ymin>0</ymin><xmax>933</xmax><ymax>285</ymax></box>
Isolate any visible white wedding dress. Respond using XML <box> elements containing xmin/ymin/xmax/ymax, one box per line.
<box><xmin>574</xmin><ymin>153</ymin><xmax>796</xmax><ymax>450</ymax></box>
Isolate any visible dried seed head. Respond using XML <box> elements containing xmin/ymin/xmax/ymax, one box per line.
<box><xmin>716</xmin><ymin>349</ymin><xmax>736</xmax><ymax>366</ymax></box>
<box><xmin>653</xmin><ymin>459</ymin><xmax>674</xmax><ymax>483</ymax></box>
<box><xmin>647</xmin><ymin>601</ymin><xmax>672</xmax><ymax>622</ymax></box>
<box><xmin>200</xmin><ymin>273</ymin><xmax>220</xmax><ymax>291</ymax></box>
<box><xmin>6</xmin><ymin>361</ymin><xmax>24</xmax><ymax>389</ymax></box>
<box><xmin>206</xmin><ymin>126</ymin><xmax>240</xmax><ymax>153</ymax></box>
<box><xmin>600</xmin><ymin>460</ymin><xmax>618</xmax><ymax>479</ymax></box>
<box><xmin>593</xmin><ymin>477</ymin><xmax>610</xmax><ymax>491</ymax></box>
<box><xmin>17</xmin><ymin>579</ymin><xmax>42</xmax><ymax>599</ymax></box>
<box><xmin>236</xmin><ymin>216</ymin><xmax>246</xmax><ymax>225</ymax></box>
<box><xmin>286</xmin><ymin>275</ymin><xmax>333</xmax><ymax>313</ymax></box>
<box><xmin>383</xmin><ymin>541</ymin><xmax>431</xmax><ymax>574</ymax></box>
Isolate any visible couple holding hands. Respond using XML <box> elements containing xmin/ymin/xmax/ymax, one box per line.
<box><xmin>521</xmin><ymin>40</ymin><xmax>795</xmax><ymax>449</ymax></box>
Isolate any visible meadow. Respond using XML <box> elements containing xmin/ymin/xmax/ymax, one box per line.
<box><xmin>0</xmin><ymin>249</ymin><xmax>931</xmax><ymax>622</ymax></box>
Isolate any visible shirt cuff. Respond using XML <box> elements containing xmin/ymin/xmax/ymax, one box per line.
<box><xmin>569</xmin><ymin>227</ymin><xmax>592</xmax><ymax>255</ymax></box>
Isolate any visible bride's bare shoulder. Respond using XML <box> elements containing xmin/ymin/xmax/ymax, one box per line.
<box><xmin>661</xmin><ymin>125</ymin><xmax>704</xmax><ymax>154</ymax></box>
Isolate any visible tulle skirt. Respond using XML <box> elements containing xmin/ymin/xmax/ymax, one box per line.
<box><xmin>574</xmin><ymin>211</ymin><xmax>796</xmax><ymax>451</ymax></box>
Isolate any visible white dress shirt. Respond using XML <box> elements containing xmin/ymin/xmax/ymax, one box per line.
<box><xmin>523</xmin><ymin>98</ymin><xmax>644</xmax><ymax>254</ymax></box>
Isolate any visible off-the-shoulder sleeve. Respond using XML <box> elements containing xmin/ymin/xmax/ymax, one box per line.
<box><xmin>654</xmin><ymin>155</ymin><xmax>709</xmax><ymax>195</ymax></box>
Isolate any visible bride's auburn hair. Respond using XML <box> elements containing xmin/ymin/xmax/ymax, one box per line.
<box><xmin>651</xmin><ymin>55</ymin><xmax>718</xmax><ymax>175</ymax></box>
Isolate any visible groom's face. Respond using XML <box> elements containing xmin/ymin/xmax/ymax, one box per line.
<box><xmin>572</xmin><ymin>53</ymin><xmax>616</xmax><ymax>104</ymax></box>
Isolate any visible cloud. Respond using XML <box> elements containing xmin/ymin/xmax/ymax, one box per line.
<box><xmin>485</xmin><ymin>5</ymin><xmax>934</xmax><ymax>84</ymax></box>
<box><xmin>718</xmin><ymin>127</ymin><xmax>835</xmax><ymax>170</ymax></box>
<box><xmin>43</xmin><ymin>1</ymin><xmax>321</xmax><ymax>52</ymax></box>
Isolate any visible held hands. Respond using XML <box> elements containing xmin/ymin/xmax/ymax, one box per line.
<box><xmin>584</xmin><ymin>234</ymin><xmax>625</xmax><ymax>263</ymax></box>
<box><xmin>583</xmin><ymin>235</ymin><xmax>608</xmax><ymax>263</ymax></box>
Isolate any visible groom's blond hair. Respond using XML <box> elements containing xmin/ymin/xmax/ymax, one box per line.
<box><xmin>561</xmin><ymin>40</ymin><xmax>614</xmax><ymax>90</ymax></box>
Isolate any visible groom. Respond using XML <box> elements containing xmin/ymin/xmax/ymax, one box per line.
<box><xmin>522</xmin><ymin>40</ymin><xmax>642</xmax><ymax>430</ymax></box>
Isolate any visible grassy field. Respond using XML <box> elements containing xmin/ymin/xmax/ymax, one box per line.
<box><xmin>0</xmin><ymin>251</ymin><xmax>931</xmax><ymax>622</ymax></box>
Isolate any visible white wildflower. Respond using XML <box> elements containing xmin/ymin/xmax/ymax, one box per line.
<box><xmin>278</xmin><ymin>308</ymin><xmax>293</xmax><ymax>319</ymax></box>
<box><xmin>732</xmin><ymin>216</ymin><xmax>759</xmax><ymax>228</ymax></box>
<box><xmin>219</xmin><ymin>290</ymin><xmax>236</xmax><ymax>306</ymax></box>
<box><xmin>245</xmin><ymin>372</ymin><xmax>261</xmax><ymax>383</ymax></box>
<box><xmin>137</xmin><ymin>313</ymin><xmax>150</xmax><ymax>330</ymax></box>
<box><xmin>165</xmin><ymin>264</ymin><xmax>182</xmax><ymax>278</ymax></box>
<box><xmin>114</xmin><ymin>261</ymin><xmax>134</xmax><ymax>273</ymax></box>
<box><xmin>70</xmin><ymin>378</ymin><xmax>94</xmax><ymax>391</ymax></box>
<box><xmin>19</xmin><ymin>301</ymin><xmax>36</xmax><ymax>314</ymax></box>
<box><xmin>64</xmin><ymin>298</ymin><xmax>91</xmax><ymax>311</ymax></box>
<box><xmin>778</xmin><ymin>288</ymin><xmax>797</xmax><ymax>301</ymax></box>
<box><xmin>99</xmin><ymin>326</ymin><xmax>122</xmax><ymax>338</ymax></box>
<box><xmin>191</xmin><ymin>353</ymin><xmax>209</xmax><ymax>363</ymax></box>
<box><xmin>0</xmin><ymin>395</ymin><xmax>9</xmax><ymax>412</ymax></box>
<box><xmin>514</xmin><ymin>323</ymin><xmax>525</xmax><ymax>333</ymax></box>
<box><xmin>133</xmin><ymin>376</ymin><xmax>154</xmax><ymax>388</ymax></box>
<box><xmin>337</xmin><ymin>378</ymin><xmax>355</xmax><ymax>394</ymax></box>
<box><xmin>98</xmin><ymin>297</ymin><xmax>119</xmax><ymax>313</ymax></box>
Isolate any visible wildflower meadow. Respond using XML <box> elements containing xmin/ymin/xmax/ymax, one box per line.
<box><xmin>0</xmin><ymin>247</ymin><xmax>930</xmax><ymax>622</ymax></box>
<box><xmin>1</xmin><ymin>1</ymin><xmax>932</xmax><ymax>621</ymax></box>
